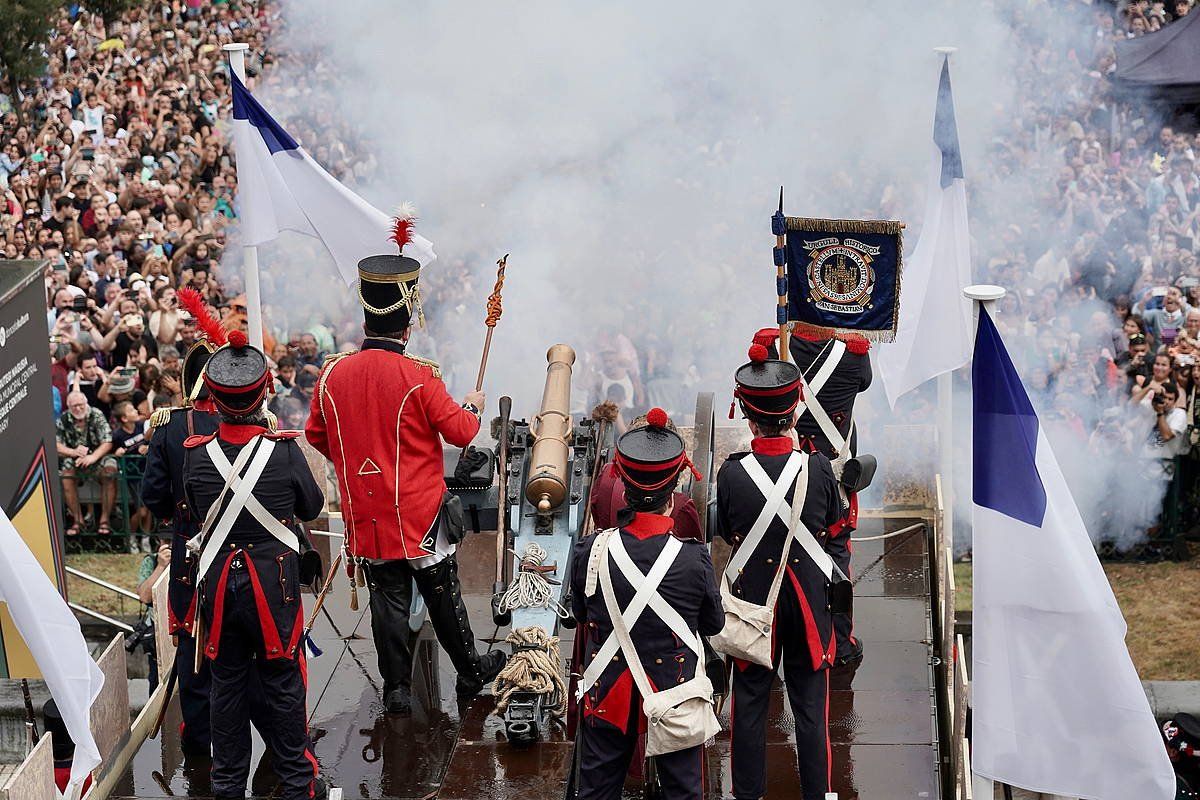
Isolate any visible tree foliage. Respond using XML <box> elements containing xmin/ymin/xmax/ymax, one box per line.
<box><xmin>83</xmin><ymin>0</ymin><xmax>138</xmax><ymax>28</ymax></box>
<box><xmin>0</xmin><ymin>0</ymin><xmax>59</xmax><ymax>122</ymax></box>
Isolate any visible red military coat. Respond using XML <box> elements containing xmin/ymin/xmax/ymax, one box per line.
<box><xmin>305</xmin><ymin>338</ymin><xmax>480</xmax><ymax>560</ymax></box>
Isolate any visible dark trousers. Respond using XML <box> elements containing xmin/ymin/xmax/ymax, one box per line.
<box><xmin>825</xmin><ymin>530</ymin><xmax>857</xmax><ymax>652</ymax></box>
<box><xmin>730</xmin><ymin>589</ymin><xmax>831</xmax><ymax>800</ymax></box>
<box><xmin>207</xmin><ymin>569</ymin><xmax>316</xmax><ymax>800</ymax></box>
<box><xmin>175</xmin><ymin>630</ymin><xmax>211</xmax><ymax>752</ymax></box>
<box><xmin>365</xmin><ymin>556</ymin><xmax>481</xmax><ymax>694</ymax></box>
<box><xmin>579</xmin><ymin>715</ymin><xmax>704</xmax><ymax>800</ymax></box>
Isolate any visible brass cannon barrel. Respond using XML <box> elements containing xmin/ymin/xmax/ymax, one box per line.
<box><xmin>524</xmin><ymin>344</ymin><xmax>576</xmax><ymax>513</ymax></box>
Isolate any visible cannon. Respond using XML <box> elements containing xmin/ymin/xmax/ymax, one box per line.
<box><xmin>443</xmin><ymin>345</ymin><xmax>717</xmax><ymax>748</ymax></box>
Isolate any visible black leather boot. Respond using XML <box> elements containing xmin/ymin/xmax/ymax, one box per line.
<box><xmin>365</xmin><ymin>560</ymin><xmax>418</xmax><ymax>707</ymax></box>
<box><xmin>412</xmin><ymin>556</ymin><xmax>506</xmax><ymax>697</ymax></box>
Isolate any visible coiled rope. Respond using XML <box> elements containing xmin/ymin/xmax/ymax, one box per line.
<box><xmin>496</xmin><ymin>542</ymin><xmax>568</xmax><ymax>618</ymax></box>
<box><xmin>491</xmin><ymin>626</ymin><xmax>567</xmax><ymax>719</ymax></box>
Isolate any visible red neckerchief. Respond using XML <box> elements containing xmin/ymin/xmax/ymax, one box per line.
<box><xmin>218</xmin><ymin>422</ymin><xmax>269</xmax><ymax>445</ymax></box>
<box><xmin>751</xmin><ymin>436</ymin><xmax>794</xmax><ymax>456</ymax></box>
<box><xmin>623</xmin><ymin>512</ymin><xmax>675</xmax><ymax>540</ymax></box>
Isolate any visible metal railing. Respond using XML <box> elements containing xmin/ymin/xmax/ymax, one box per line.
<box><xmin>65</xmin><ymin>565</ymin><xmax>140</xmax><ymax>633</ymax></box>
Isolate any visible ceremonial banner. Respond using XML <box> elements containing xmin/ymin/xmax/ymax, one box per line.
<box><xmin>782</xmin><ymin>216</ymin><xmax>904</xmax><ymax>341</ymax></box>
<box><xmin>230</xmin><ymin>73</ymin><xmax>436</xmax><ymax>285</ymax></box>
<box><xmin>971</xmin><ymin>308</ymin><xmax>1174</xmax><ymax>800</ymax></box>
<box><xmin>0</xmin><ymin>260</ymin><xmax>66</xmax><ymax>680</ymax></box>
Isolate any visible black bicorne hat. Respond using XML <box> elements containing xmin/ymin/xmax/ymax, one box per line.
<box><xmin>734</xmin><ymin>344</ymin><xmax>802</xmax><ymax>427</ymax></box>
<box><xmin>202</xmin><ymin>330</ymin><xmax>271</xmax><ymax>417</ymax></box>
<box><xmin>614</xmin><ymin>408</ymin><xmax>700</xmax><ymax>508</ymax></box>
<box><xmin>181</xmin><ymin>340</ymin><xmax>216</xmax><ymax>404</ymax></box>
<box><xmin>359</xmin><ymin>210</ymin><xmax>423</xmax><ymax>334</ymax></box>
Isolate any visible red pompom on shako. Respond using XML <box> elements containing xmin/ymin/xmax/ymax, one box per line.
<box><xmin>614</xmin><ymin>411</ymin><xmax>701</xmax><ymax>501</ymax></box>
<box><xmin>202</xmin><ymin>333</ymin><xmax>271</xmax><ymax>417</ymax></box>
<box><xmin>733</xmin><ymin>349</ymin><xmax>803</xmax><ymax>427</ymax></box>
<box><xmin>645</xmin><ymin>407</ymin><xmax>669</xmax><ymax>429</ymax></box>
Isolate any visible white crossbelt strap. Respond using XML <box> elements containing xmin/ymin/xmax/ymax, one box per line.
<box><xmin>608</xmin><ymin>535</ymin><xmax>701</xmax><ymax>656</ymax></box>
<box><xmin>598</xmin><ymin>536</ymin><xmax>704</xmax><ymax>704</ymax></box>
<box><xmin>189</xmin><ymin>437</ymin><xmax>299</xmax><ymax>579</ymax></box>
<box><xmin>795</xmin><ymin>339</ymin><xmax>848</xmax><ymax>456</ymax></box>
<box><xmin>723</xmin><ymin>452</ymin><xmax>803</xmax><ymax>581</ymax></box>
<box><xmin>203</xmin><ymin>439</ymin><xmax>301</xmax><ymax>554</ymax></box>
<box><xmin>732</xmin><ymin>452</ymin><xmax>834</xmax><ymax>582</ymax></box>
<box><xmin>578</xmin><ymin>532</ymin><xmax>684</xmax><ymax>698</ymax></box>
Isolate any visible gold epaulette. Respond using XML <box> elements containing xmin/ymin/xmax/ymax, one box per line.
<box><xmin>264</xmin><ymin>408</ymin><xmax>279</xmax><ymax>433</ymax></box>
<box><xmin>322</xmin><ymin>351</ymin><xmax>352</xmax><ymax>368</ymax></box>
<box><xmin>148</xmin><ymin>406</ymin><xmax>181</xmax><ymax>430</ymax></box>
<box><xmin>404</xmin><ymin>353</ymin><xmax>442</xmax><ymax>379</ymax></box>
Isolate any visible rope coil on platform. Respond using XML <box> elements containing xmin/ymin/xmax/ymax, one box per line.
<box><xmin>492</xmin><ymin>626</ymin><xmax>568</xmax><ymax>719</ymax></box>
<box><xmin>495</xmin><ymin>543</ymin><xmax>568</xmax><ymax>617</ymax></box>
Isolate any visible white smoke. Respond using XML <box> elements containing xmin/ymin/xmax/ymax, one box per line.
<box><xmin>221</xmin><ymin>1</ymin><xmax>1171</xmax><ymax>551</ymax></box>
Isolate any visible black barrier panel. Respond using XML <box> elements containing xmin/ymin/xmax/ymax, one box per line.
<box><xmin>0</xmin><ymin>260</ymin><xmax>66</xmax><ymax>678</ymax></box>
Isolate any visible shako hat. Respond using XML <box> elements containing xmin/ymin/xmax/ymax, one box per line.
<box><xmin>177</xmin><ymin>287</ymin><xmax>228</xmax><ymax>407</ymax></box>
<box><xmin>42</xmin><ymin>698</ymin><xmax>76</xmax><ymax>761</ymax></box>
<box><xmin>202</xmin><ymin>330</ymin><xmax>271</xmax><ymax>417</ymax></box>
<box><xmin>614</xmin><ymin>407</ymin><xmax>700</xmax><ymax>509</ymax></box>
<box><xmin>359</xmin><ymin>204</ymin><xmax>424</xmax><ymax>334</ymax></box>
<box><xmin>734</xmin><ymin>344</ymin><xmax>802</xmax><ymax>427</ymax></box>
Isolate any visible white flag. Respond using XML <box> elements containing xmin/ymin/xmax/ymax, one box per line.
<box><xmin>878</xmin><ymin>57</ymin><xmax>973</xmax><ymax>406</ymax></box>
<box><xmin>0</xmin><ymin>508</ymin><xmax>104</xmax><ymax>792</ymax></box>
<box><xmin>971</xmin><ymin>309</ymin><xmax>1174</xmax><ymax>800</ymax></box>
<box><xmin>230</xmin><ymin>73</ymin><xmax>435</xmax><ymax>285</ymax></box>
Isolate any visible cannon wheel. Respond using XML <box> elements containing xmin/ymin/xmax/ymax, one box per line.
<box><xmin>690</xmin><ymin>392</ymin><xmax>716</xmax><ymax>538</ymax></box>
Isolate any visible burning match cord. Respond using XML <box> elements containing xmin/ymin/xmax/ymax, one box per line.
<box><xmin>474</xmin><ymin>254</ymin><xmax>508</xmax><ymax>392</ymax></box>
<box><xmin>492</xmin><ymin>626</ymin><xmax>567</xmax><ymax>719</ymax></box>
<box><xmin>485</xmin><ymin>257</ymin><xmax>506</xmax><ymax>327</ymax></box>
<box><xmin>495</xmin><ymin>542</ymin><xmax>567</xmax><ymax>617</ymax></box>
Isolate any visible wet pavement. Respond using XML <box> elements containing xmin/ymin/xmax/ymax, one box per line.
<box><xmin>110</xmin><ymin>516</ymin><xmax>939</xmax><ymax>799</ymax></box>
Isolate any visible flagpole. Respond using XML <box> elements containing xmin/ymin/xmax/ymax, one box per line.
<box><xmin>965</xmin><ymin>282</ymin><xmax>1005</xmax><ymax>800</ymax></box>
<box><xmin>223</xmin><ymin>42</ymin><xmax>265</xmax><ymax>352</ymax></box>
<box><xmin>933</xmin><ymin>45</ymin><xmax>959</xmax><ymax>581</ymax></box>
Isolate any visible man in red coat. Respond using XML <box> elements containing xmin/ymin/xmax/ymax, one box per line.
<box><xmin>305</xmin><ymin>212</ymin><xmax>505</xmax><ymax>714</ymax></box>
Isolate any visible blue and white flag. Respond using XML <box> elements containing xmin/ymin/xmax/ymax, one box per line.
<box><xmin>971</xmin><ymin>309</ymin><xmax>1174</xmax><ymax>800</ymax></box>
<box><xmin>230</xmin><ymin>74</ymin><xmax>435</xmax><ymax>285</ymax></box>
<box><xmin>879</xmin><ymin>56</ymin><xmax>973</xmax><ymax>406</ymax></box>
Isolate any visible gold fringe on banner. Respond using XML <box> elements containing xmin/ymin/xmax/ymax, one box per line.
<box><xmin>785</xmin><ymin>216</ymin><xmax>905</xmax><ymax>235</ymax></box>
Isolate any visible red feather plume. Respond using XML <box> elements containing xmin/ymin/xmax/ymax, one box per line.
<box><xmin>390</xmin><ymin>217</ymin><xmax>415</xmax><ymax>252</ymax></box>
<box><xmin>177</xmin><ymin>287</ymin><xmax>227</xmax><ymax>347</ymax></box>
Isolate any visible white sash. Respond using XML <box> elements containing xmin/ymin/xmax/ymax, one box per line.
<box><xmin>578</xmin><ymin>531</ymin><xmax>690</xmax><ymax>698</ymax></box>
<box><xmin>795</xmin><ymin>339</ymin><xmax>849</xmax><ymax>458</ymax></box>
<box><xmin>723</xmin><ymin>452</ymin><xmax>803</xmax><ymax>581</ymax></box>
<box><xmin>188</xmin><ymin>437</ymin><xmax>300</xmax><ymax>579</ymax></box>
<box><xmin>731</xmin><ymin>453</ymin><xmax>833</xmax><ymax>582</ymax></box>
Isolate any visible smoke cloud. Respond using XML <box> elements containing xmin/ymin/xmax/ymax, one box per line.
<box><xmin>223</xmin><ymin>1</ymin><xmax>1170</xmax><ymax>550</ymax></box>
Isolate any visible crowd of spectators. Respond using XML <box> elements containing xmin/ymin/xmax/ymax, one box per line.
<box><xmin>4</xmin><ymin>0</ymin><xmax>1198</xmax><ymax>552</ymax></box>
<box><xmin>961</xmin><ymin>0</ymin><xmax>1200</xmax><ymax>550</ymax></box>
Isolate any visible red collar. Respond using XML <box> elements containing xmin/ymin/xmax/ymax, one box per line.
<box><xmin>752</xmin><ymin>436</ymin><xmax>795</xmax><ymax>456</ymax></box>
<box><xmin>218</xmin><ymin>422</ymin><xmax>269</xmax><ymax>445</ymax></box>
<box><xmin>623</xmin><ymin>512</ymin><xmax>675</xmax><ymax>540</ymax></box>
